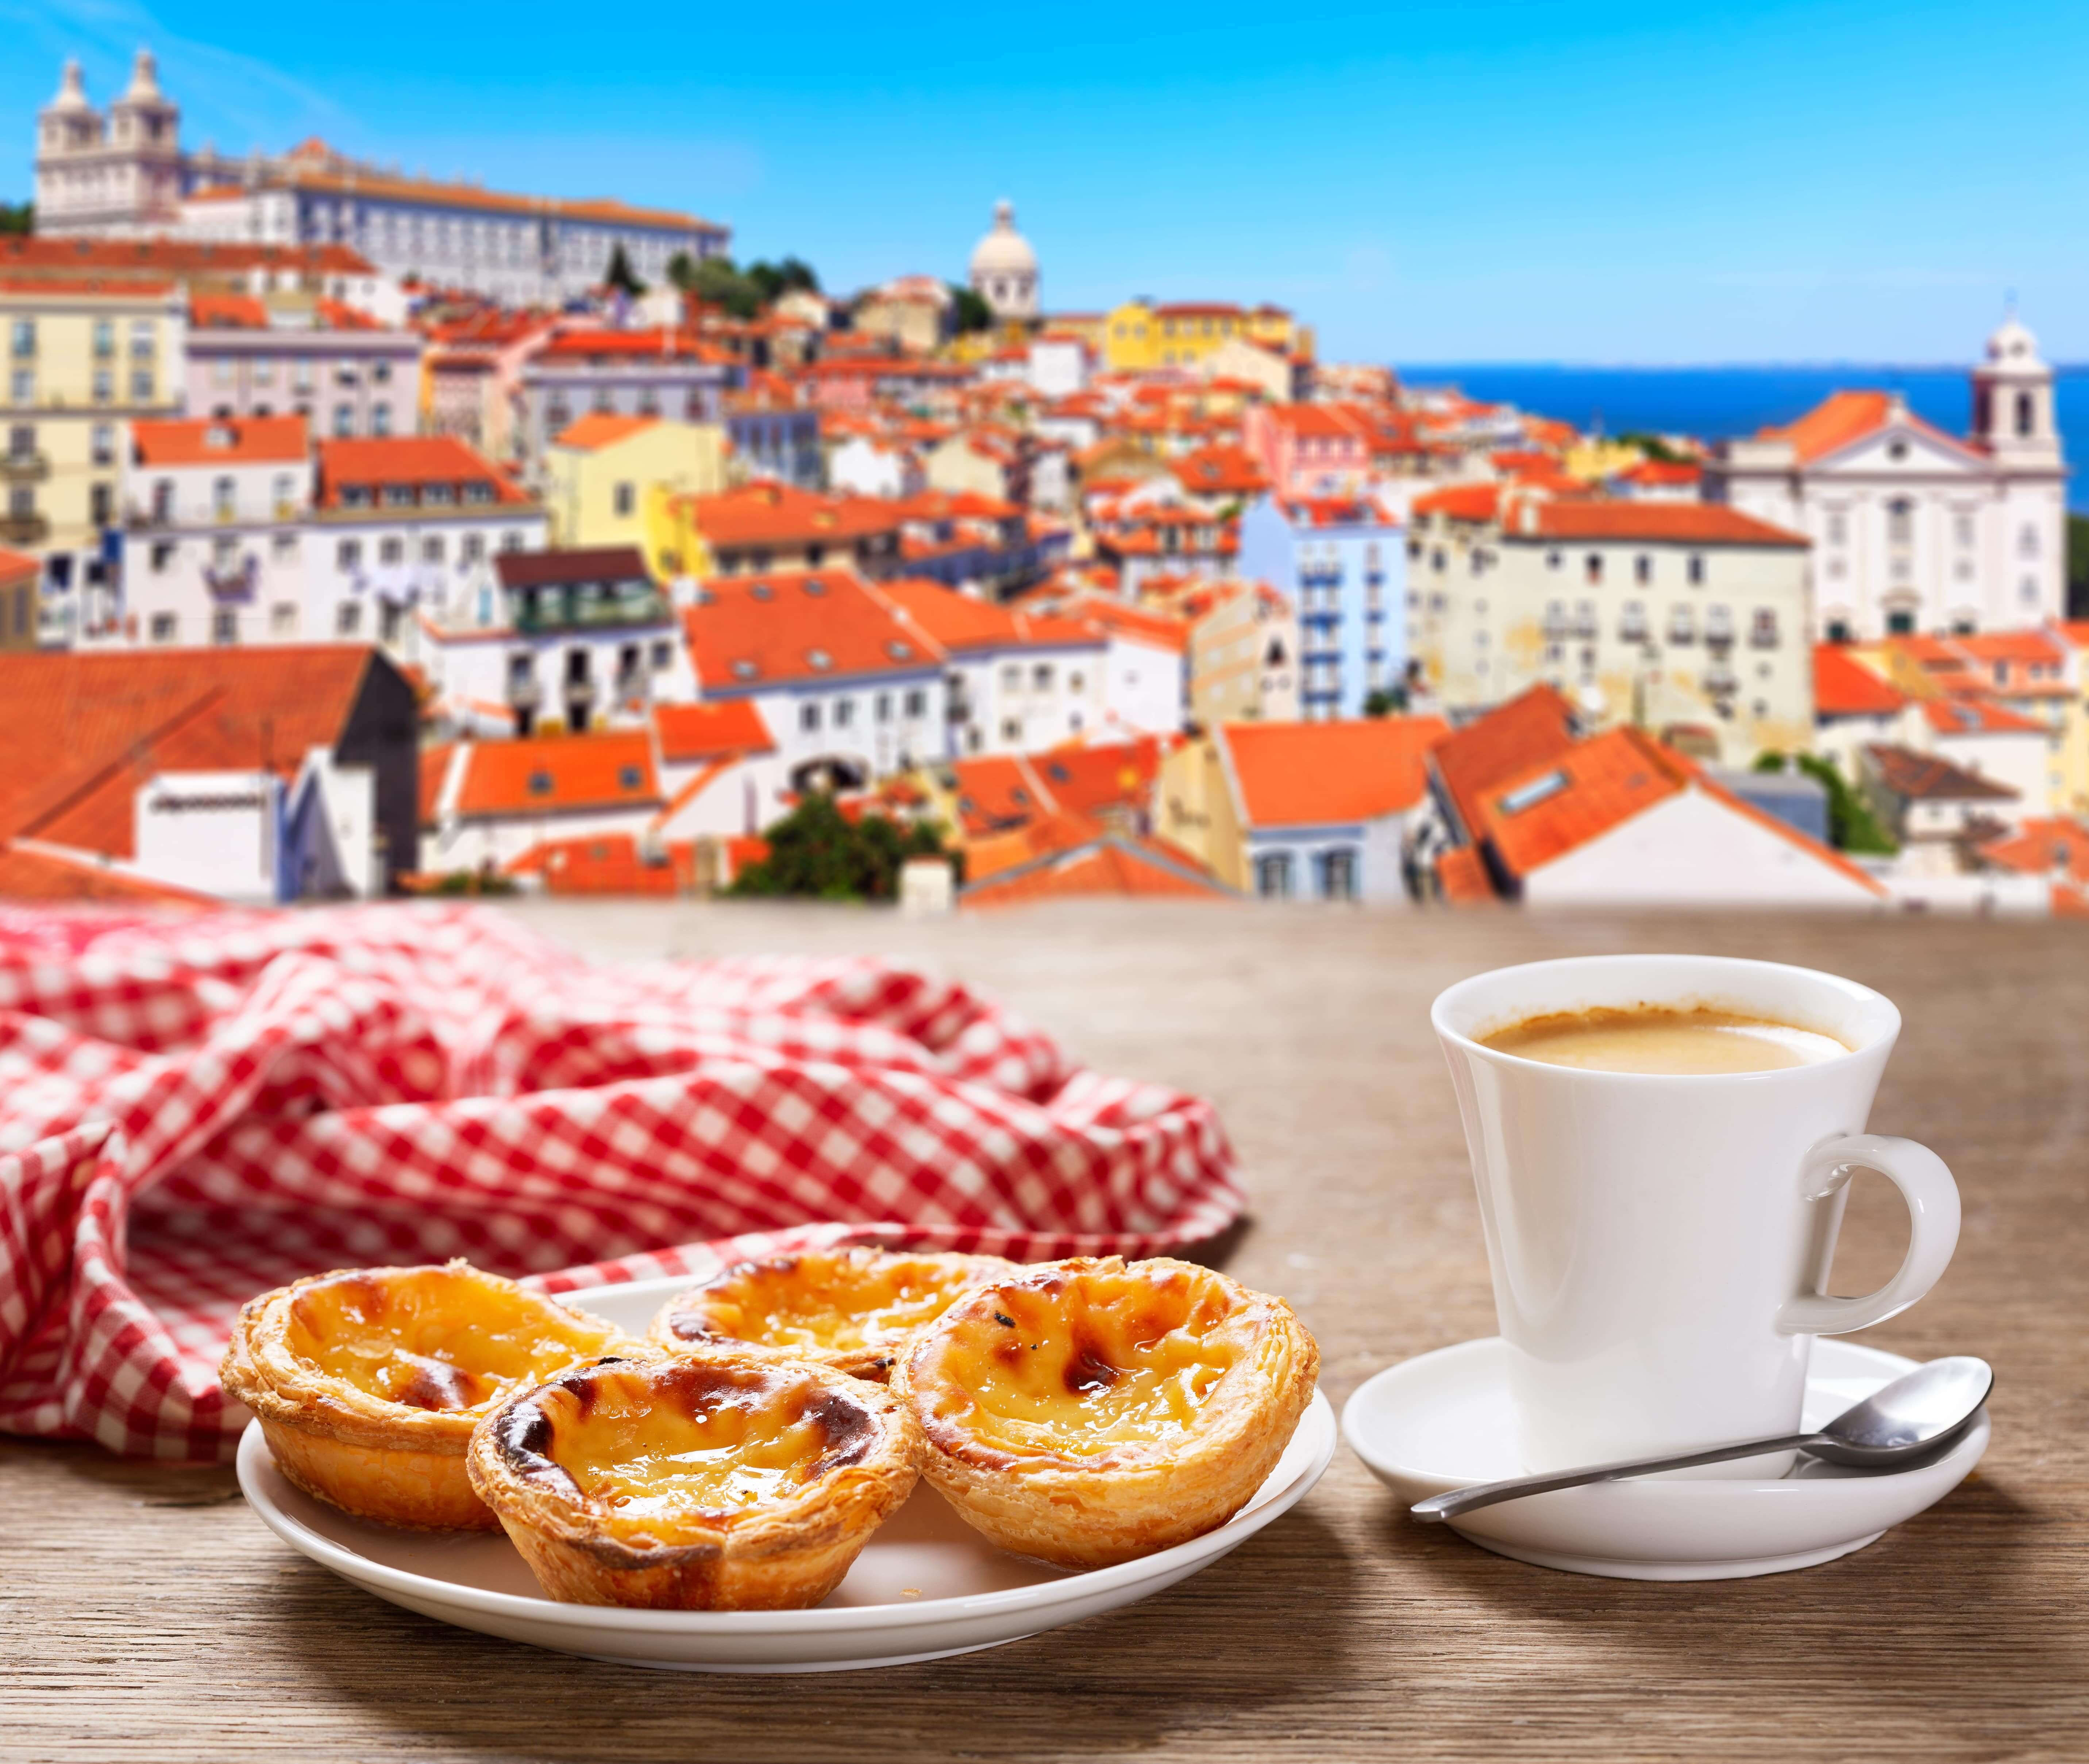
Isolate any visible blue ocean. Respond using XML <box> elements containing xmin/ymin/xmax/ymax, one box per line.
<box><xmin>1395</xmin><ymin>364</ymin><xmax>2089</xmax><ymax>510</ymax></box>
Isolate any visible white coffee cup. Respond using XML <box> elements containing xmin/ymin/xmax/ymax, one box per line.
<box><xmin>1431</xmin><ymin>954</ymin><xmax>1960</xmax><ymax>1475</ymax></box>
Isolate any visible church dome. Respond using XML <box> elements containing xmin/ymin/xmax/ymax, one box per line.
<box><xmin>46</xmin><ymin>59</ymin><xmax>90</xmax><ymax>113</ymax></box>
<box><xmin>1986</xmin><ymin>314</ymin><xmax>2042</xmax><ymax>365</ymax></box>
<box><xmin>970</xmin><ymin>200</ymin><xmax>1037</xmax><ymax>281</ymax></box>
<box><xmin>119</xmin><ymin>47</ymin><xmax>166</xmax><ymax>105</ymax></box>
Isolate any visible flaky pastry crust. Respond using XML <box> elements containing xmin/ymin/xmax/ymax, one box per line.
<box><xmin>466</xmin><ymin>1351</ymin><xmax>921</xmax><ymax>1609</ymax></box>
<box><xmin>647</xmin><ymin>1247</ymin><xmax>1017</xmax><ymax>1381</ymax></box>
<box><xmin>890</xmin><ymin>1255</ymin><xmax>1318</xmax><ymax>1569</ymax></box>
<box><xmin>221</xmin><ymin>1261</ymin><xmax>633</xmax><ymax>1530</ymax></box>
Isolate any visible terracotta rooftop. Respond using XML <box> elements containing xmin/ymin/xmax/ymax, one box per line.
<box><xmin>1760</xmin><ymin>390</ymin><xmax>1974</xmax><ymax>467</ymax></box>
<box><xmin>1429</xmin><ymin>684</ymin><xmax>1580</xmax><ymax>841</ymax></box>
<box><xmin>551</xmin><ymin>412</ymin><xmax>660</xmax><ymax>451</ymax></box>
<box><xmin>683</xmin><ymin>569</ymin><xmax>942</xmax><ymax>691</ymax></box>
<box><xmin>132</xmin><ymin>415</ymin><xmax>308</xmax><ymax>468</ymax></box>
<box><xmin>452</xmin><ymin>731</ymin><xmax>661</xmax><ymax>818</ymax></box>
<box><xmin>0</xmin><ymin>648</ymin><xmax>385</xmax><ymax>860</ymax></box>
<box><xmin>1224</xmin><ymin>716</ymin><xmax>1450</xmax><ymax>829</ymax></box>
<box><xmin>652</xmin><ymin>698</ymin><xmax>775</xmax><ymax>763</ymax></box>
<box><xmin>1814</xmin><ymin>644</ymin><xmax>1910</xmax><ymax>717</ymax></box>
<box><xmin>1863</xmin><ymin>743</ymin><xmax>2020</xmax><ymax>802</ymax></box>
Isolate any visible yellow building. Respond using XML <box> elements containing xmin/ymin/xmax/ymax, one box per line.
<box><xmin>543</xmin><ymin>413</ymin><xmax>728</xmax><ymax>551</ymax></box>
<box><xmin>2</xmin><ymin>276</ymin><xmax>184</xmax><ymax>643</ymax></box>
<box><xmin>1102</xmin><ymin>301</ymin><xmax>1304</xmax><ymax>375</ymax></box>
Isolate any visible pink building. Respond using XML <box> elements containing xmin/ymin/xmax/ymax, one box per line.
<box><xmin>184</xmin><ymin>292</ymin><xmax>420</xmax><ymax>440</ymax></box>
<box><xmin>1242</xmin><ymin>402</ymin><xmax>1375</xmax><ymax>499</ymax></box>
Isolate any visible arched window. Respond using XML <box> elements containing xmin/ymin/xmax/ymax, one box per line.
<box><xmin>2016</xmin><ymin>391</ymin><xmax>2036</xmax><ymax>437</ymax></box>
<box><xmin>1317</xmin><ymin>848</ymin><xmax>1358</xmax><ymax>901</ymax></box>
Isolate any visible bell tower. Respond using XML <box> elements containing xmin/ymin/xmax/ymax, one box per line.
<box><xmin>1972</xmin><ymin>312</ymin><xmax>2061</xmax><ymax>470</ymax></box>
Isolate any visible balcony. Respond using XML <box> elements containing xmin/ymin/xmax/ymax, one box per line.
<box><xmin>505</xmin><ymin>675</ymin><xmax>543</xmax><ymax>711</ymax></box>
<box><xmin>0</xmin><ymin>452</ymin><xmax>49</xmax><ymax>482</ymax></box>
<box><xmin>205</xmin><ymin>557</ymin><xmax>259</xmax><ymax>603</ymax></box>
<box><xmin>0</xmin><ymin>513</ymin><xmax>49</xmax><ymax>545</ymax></box>
<box><xmin>513</xmin><ymin>584</ymin><xmax>671</xmax><ymax>634</ymax></box>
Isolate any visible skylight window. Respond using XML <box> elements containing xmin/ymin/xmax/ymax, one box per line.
<box><xmin>806</xmin><ymin>648</ymin><xmax>833</xmax><ymax>670</ymax></box>
<box><xmin>526</xmin><ymin>770</ymin><xmax>554</xmax><ymax>796</ymax></box>
<box><xmin>732</xmin><ymin>659</ymin><xmax>759</xmax><ymax>679</ymax></box>
<box><xmin>749</xmin><ymin>582</ymin><xmax>773</xmax><ymax>601</ymax></box>
<box><xmin>887</xmin><ymin>640</ymin><xmax>914</xmax><ymax>660</ymax></box>
<box><xmin>1499</xmin><ymin>771</ymin><xmax>1569</xmax><ymax>815</ymax></box>
<box><xmin>617</xmin><ymin>765</ymin><xmax>643</xmax><ymax>789</ymax></box>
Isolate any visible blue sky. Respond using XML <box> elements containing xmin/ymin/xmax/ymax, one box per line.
<box><xmin>5</xmin><ymin>0</ymin><xmax>2087</xmax><ymax>364</ymax></box>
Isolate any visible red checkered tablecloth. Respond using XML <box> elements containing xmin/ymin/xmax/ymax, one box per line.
<box><xmin>0</xmin><ymin>906</ymin><xmax>1244</xmax><ymax>1463</ymax></box>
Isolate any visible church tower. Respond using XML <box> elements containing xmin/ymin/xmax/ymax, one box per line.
<box><xmin>33</xmin><ymin>50</ymin><xmax>183</xmax><ymax>235</ymax></box>
<box><xmin>1972</xmin><ymin>313</ymin><xmax>2061</xmax><ymax>470</ymax></box>
<box><xmin>106</xmin><ymin>49</ymin><xmax>182</xmax><ymax>229</ymax></box>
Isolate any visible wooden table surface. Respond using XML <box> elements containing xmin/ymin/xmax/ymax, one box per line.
<box><xmin>9</xmin><ymin>903</ymin><xmax>2088</xmax><ymax>1763</ymax></box>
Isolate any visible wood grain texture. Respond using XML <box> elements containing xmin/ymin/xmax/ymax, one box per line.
<box><xmin>8</xmin><ymin>903</ymin><xmax>2088</xmax><ymax>1763</ymax></box>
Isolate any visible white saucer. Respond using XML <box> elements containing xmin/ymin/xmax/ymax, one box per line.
<box><xmin>235</xmin><ymin>1276</ymin><xmax>1336</xmax><ymax>1672</ymax></box>
<box><xmin>1341</xmin><ymin>1336</ymin><xmax>1988</xmax><ymax>1581</ymax></box>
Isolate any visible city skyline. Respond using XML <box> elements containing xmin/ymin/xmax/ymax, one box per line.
<box><xmin>5</xmin><ymin>0</ymin><xmax>2088</xmax><ymax>364</ymax></box>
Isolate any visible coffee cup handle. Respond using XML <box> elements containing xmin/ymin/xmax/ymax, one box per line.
<box><xmin>1777</xmin><ymin>1133</ymin><xmax>1962</xmax><ymax>1336</ymax></box>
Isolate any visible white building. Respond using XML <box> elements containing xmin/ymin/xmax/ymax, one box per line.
<box><xmin>1407</xmin><ymin>485</ymin><xmax>1814</xmax><ymax>766</ymax></box>
<box><xmin>969</xmin><ymin>201</ymin><xmax>1039</xmax><ymax>325</ymax></box>
<box><xmin>34</xmin><ymin>53</ymin><xmax>729</xmax><ymax>303</ymax></box>
<box><xmin>185</xmin><ymin>292</ymin><xmax>421</xmax><ymax>440</ymax></box>
<box><xmin>420</xmin><ymin>545</ymin><xmax>692</xmax><ymax>738</ymax></box>
<box><xmin>308</xmin><ymin>435</ymin><xmax>546</xmax><ymax>650</ymax></box>
<box><xmin>122</xmin><ymin>414</ymin><xmax>313</xmax><ymax>647</ymax></box>
<box><xmin>1710</xmin><ymin>319</ymin><xmax>2067</xmax><ymax>639</ymax></box>
<box><xmin>682</xmin><ymin>568</ymin><xmax>951</xmax><ymax>789</ymax></box>
<box><xmin>829</xmin><ymin>436</ymin><xmax>924</xmax><ymax>501</ymax></box>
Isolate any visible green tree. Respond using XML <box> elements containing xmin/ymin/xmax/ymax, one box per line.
<box><xmin>603</xmin><ymin>243</ymin><xmax>645</xmax><ymax>297</ymax></box>
<box><xmin>1755</xmin><ymin>752</ymin><xmax>1896</xmax><ymax>854</ymax></box>
<box><xmin>0</xmin><ymin>201</ymin><xmax>31</xmax><ymax>236</ymax></box>
<box><xmin>1362</xmin><ymin>686</ymin><xmax>1408</xmax><ymax>717</ymax></box>
<box><xmin>2067</xmin><ymin>513</ymin><xmax>2089</xmax><ymax>620</ymax></box>
<box><xmin>949</xmin><ymin>284</ymin><xmax>994</xmax><ymax>333</ymax></box>
<box><xmin>728</xmin><ymin>795</ymin><xmax>959</xmax><ymax>901</ymax></box>
<box><xmin>745</xmin><ymin>256</ymin><xmax>820</xmax><ymax>304</ymax></box>
<box><xmin>1617</xmin><ymin>430</ymin><xmax>1689</xmax><ymax>465</ymax></box>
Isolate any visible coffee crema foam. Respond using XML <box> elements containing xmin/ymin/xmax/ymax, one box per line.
<box><xmin>1479</xmin><ymin>1006</ymin><xmax>1849</xmax><ymax>1074</ymax></box>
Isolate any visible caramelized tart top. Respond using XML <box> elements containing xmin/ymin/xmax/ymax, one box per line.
<box><xmin>488</xmin><ymin>1356</ymin><xmax>909</xmax><ymax>1535</ymax></box>
<box><xmin>652</xmin><ymin>1248</ymin><xmax>1012</xmax><ymax>1370</ymax></box>
<box><xmin>282</xmin><ymin>1264</ymin><xmax>623</xmax><ymax>1417</ymax></box>
<box><xmin>901</xmin><ymin>1257</ymin><xmax>1268</xmax><ymax>1467</ymax></box>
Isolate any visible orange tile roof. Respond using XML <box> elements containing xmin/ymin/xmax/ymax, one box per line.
<box><xmin>0</xmin><ymin>648</ymin><xmax>382</xmax><ymax>858</ymax></box>
<box><xmin>947</xmin><ymin>739</ymin><xmax>1167</xmax><ymax>838</ymax></box>
<box><xmin>1223</xmin><ymin>717</ymin><xmax>1450</xmax><ymax>828</ymax></box>
<box><xmin>652</xmin><ymin>698</ymin><xmax>775</xmax><ymax>762</ymax></box>
<box><xmin>684</xmin><ymin>570</ymin><xmax>941</xmax><ymax>691</ymax></box>
<box><xmin>1413</xmin><ymin>483</ymin><xmax>1504</xmax><ymax>522</ymax></box>
<box><xmin>1761</xmin><ymin>390</ymin><xmax>1971</xmax><ymax>466</ymax></box>
<box><xmin>1054</xmin><ymin>595</ymin><xmax>1190</xmax><ymax>655</ymax></box>
<box><xmin>316</xmin><ymin>436</ymin><xmax>532</xmax><ymax>509</ymax></box>
<box><xmin>132</xmin><ymin>415</ymin><xmax>309</xmax><ymax>467</ymax></box>
<box><xmin>0</xmin><ymin>236</ymin><xmax>377</xmax><ymax>279</ymax></box>
<box><xmin>1461</xmin><ymin>734</ymin><xmax>1888</xmax><ymax>898</ymax></box>
<box><xmin>1979</xmin><ymin>817</ymin><xmax>2089</xmax><ymax>883</ymax></box>
<box><xmin>0</xmin><ymin>842</ymin><xmax>215</xmax><ymax>906</ymax></box>
<box><xmin>679</xmin><ymin>484</ymin><xmax>902</xmax><ymax>549</ymax></box>
<box><xmin>1619</xmin><ymin>459</ymin><xmax>1703</xmax><ymax>485</ymax></box>
<box><xmin>878</xmin><ymin>579</ymin><xmax>1097</xmax><ymax>656</ymax></box>
<box><xmin>1814</xmin><ymin>644</ymin><xmax>1909</xmax><ymax>717</ymax></box>
<box><xmin>1473</xmin><ymin>726</ymin><xmax>1688</xmax><ymax>876</ymax></box>
<box><xmin>1863</xmin><ymin>743</ymin><xmax>2019</xmax><ymax>802</ymax></box>
<box><xmin>266</xmin><ymin>158</ymin><xmax>714</xmax><ymax>233</ymax></box>
<box><xmin>961</xmin><ymin>830</ymin><xmax>1230</xmax><ymax>906</ymax></box>
<box><xmin>1430</xmin><ymin>685</ymin><xmax>1580</xmax><ymax>840</ymax></box>
<box><xmin>1949</xmin><ymin>630</ymin><xmax>2066</xmax><ymax>665</ymax></box>
<box><xmin>1531</xmin><ymin>502</ymin><xmax>1807</xmax><ymax>547</ymax></box>
<box><xmin>505</xmin><ymin>832</ymin><xmax>686</xmax><ymax>895</ymax></box>
<box><xmin>452</xmin><ymin>731</ymin><xmax>661</xmax><ymax>817</ymax></box>
<box><xmin>189</xmin><ymin>292</ymin><xmax>269</xmax><ymax>329</ymax></box>
<box><xmin>1435</xmin><ymin>843</ymin><xmax>1497</xmax><ymax>905</ymax></box>
<box><xmin>1919</xmin><ymin>695</ymin><xmax>2048</xmax><ymax>736</ymax></box>
<box><xmin>552</xmin><ymin>412</ymin><xmax>659</xmax><ymax>451</ymax></box>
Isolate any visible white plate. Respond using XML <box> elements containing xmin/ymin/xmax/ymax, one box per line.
<box><xmin>1341</xmin><ymin>1335</ymin><xmax>1988</xmax><ymax>1581</ymax></box>
<box><xmin>235</xmin><ymin>1275</ymin><xmax>1336</xmax><ymax>1671</ymax></box>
